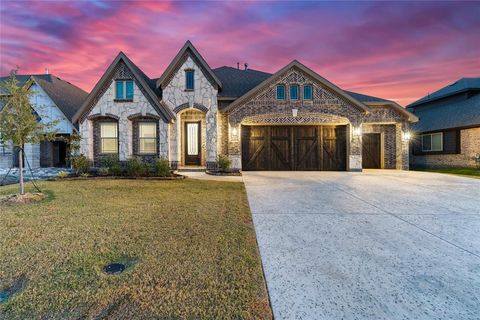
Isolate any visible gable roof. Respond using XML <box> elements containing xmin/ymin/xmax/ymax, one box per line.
<box><xmin>0</xmin><ymin>74</ymin><xmax>88</xmax><ymax>122</ymax></box>
<box><xmin>408</xmin><ymin>77</ymin><xmax>480</xmax><ymax>108</ymax></box>
<box><xmin>73</xmin><ymin>52</ymin><xmax>174</xmax><ymax>123</ymax></box>
<box><xmin>156</xmin><ymin>40</ymin><xmax>222</xmax><ymax>90</ymax></box>
<box><xmin>213</xmin><ymin>66</ymin><xmax>272</xmax><ymax>98</ymax></box>
<box><xmin>223</xmin><ymin>60</ymin><xmax>372</xmax><ymax>114</ymax></box>
<box><xmin>410</xmin><ymin>92</ymin><xmax>480</xmax><ymax>132</ymax></box>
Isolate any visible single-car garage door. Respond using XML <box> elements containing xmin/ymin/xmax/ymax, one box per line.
<box><xmin>241</xmin><ymin>125</ymin><xmax>347</xmax><ymax>171</ymax></box>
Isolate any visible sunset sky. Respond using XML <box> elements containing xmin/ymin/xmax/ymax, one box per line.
<box><xmin>1</xmin><ymin>1</ymin><xmax>479</xmax><ymax>106</ymax></box>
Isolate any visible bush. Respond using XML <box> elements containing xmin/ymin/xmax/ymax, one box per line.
<box><xmin>71</xmin><ymin>154</ymin><xmax>90</xmax><ymax>174</ymax></box>
<box><xmin>99</xmin><ymin>154</ymin><xmax>122</xmax><ymax>176</ymax></box>
<box><xmin>127</xmin><ymin>157</ymin><xmax>148</xmax><ymax>177</ymax></box>
<box><xmin>57</xmin><ymin>170</ymin><xmax>69</xmax><ymax>179</ymax></box>
<box><xmin>154</xmin><ymin>158</ymin><xmax>171</xmax><ymax>177</ymax></box>
<box><xmin>217</xmin><ymin>154</ymin><xmax>231</xmax><ymax>171</ymax></box>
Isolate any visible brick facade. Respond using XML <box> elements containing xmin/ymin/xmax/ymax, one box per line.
<box><xmin>225</xmin><ymin>67</ymin><xmax>410</xmax><ymax>171</ymax></box>
<box><xmin>410</xmin><ymin>127</ymin><xmax>480</xmax><ymax>168</ymax></box>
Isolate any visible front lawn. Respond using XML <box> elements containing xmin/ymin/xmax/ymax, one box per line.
<box><xmin>0</xmin><ymin>179</ymin><xmax>271</xmax><ymax>319</ymax></box>
<box><xmin>411</xmin><ymin>166</ymin><xmax>480</xmax><ymax>178</ymax></box>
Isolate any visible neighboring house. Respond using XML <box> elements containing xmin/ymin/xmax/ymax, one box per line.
<box><xmin>0</xmin><ymin>74</ymin><xmax>88</xmax><ymax>169</ymax></box>
<box><xmin>73</xmin><ymin>40</ymin><xmax>418</xmax><ymax>171</ymax></box>
<box><xmin>408</xmin><ymin>78</ymin><xmax>480</xmax><ymax>168</ymax></box>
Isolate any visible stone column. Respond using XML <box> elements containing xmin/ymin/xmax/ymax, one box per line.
<box><xmin>206</xmin><ymin>108</ymin><xmax>218</xmax><ymax>169</ymax></box>
<box><xmin>396</xmin><ymin>122</ymin><xmax>410</xmax><ymax>170</ymax></box>
<box><xmin>159</xmin><ymin>120</ymin><xmax>169</xmax><ymax>159</ymax></box>
<box><xmin>118</xmin><ymin>117</ymin><xmax>129</xmax><ymax>161</ymax></box>
<box><xmin>228</xmin><ymin>121</ymin><xmax>241</xmax><ymax>170</ymax></box>
<box><xmin>348</xmin><ymin>123</ymin><xmax>362</xmax><ymax>171</ymax></box>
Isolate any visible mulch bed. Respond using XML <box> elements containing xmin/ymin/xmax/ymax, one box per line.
<box><xmin>0</xmin><ymin>193</ymin><xmax>46</xmax><ymax>205</ymax></box>
<box><xmin>48</xmin><ymin>173</ymin><xmax>186</xmax><ymax>181</ymax></box>
<box><xmin>206</xmin><ymin>170</ymin><xmax>242</xmax><ymax>176</ymax></box>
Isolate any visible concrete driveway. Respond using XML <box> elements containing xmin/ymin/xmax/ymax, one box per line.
<box><xmin>243</xmin><ymin>170</ymin><xmax>480</xmax><ymax>320</ymax></box>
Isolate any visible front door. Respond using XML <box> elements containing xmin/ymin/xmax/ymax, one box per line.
<box><xmin>362</xmin><ymin>133</ymin><xmax>382</xmax><ymax>169</ymax></box>
<box><xmin>184</xmin><ymin>122</ymin><xmax>201</xmax><ymax>165</ymax></box>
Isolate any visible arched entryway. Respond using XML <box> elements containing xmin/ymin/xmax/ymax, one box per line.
<box><xmin>176</xmin><ymin>107</ymin><xmax>207</xmax><ymax>167</ymax></box>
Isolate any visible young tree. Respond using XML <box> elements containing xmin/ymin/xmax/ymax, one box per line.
<box><xmin>0</xmin><ymin>71</ymin><xmax>57</xmax><ymax>194</ymax></box>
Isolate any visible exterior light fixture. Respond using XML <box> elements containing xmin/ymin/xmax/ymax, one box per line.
<box><xmin>353</xmin><ymin>126</ymin><xmax>362</xmax><ymax>137</ymax></box>
<box><xmin>292</xmin><ymin>108</ymin><xmax>298</xmax><ymax>117</ymax></box>
<box><xmin>232</xmin><ymin>127</ymin><xmax>238</xmax><ymax>137</ymax></box>
<box><xmin>402</xmin><ymin>131</ymin><xmax>411</xmax><ymax>141</ymax></box>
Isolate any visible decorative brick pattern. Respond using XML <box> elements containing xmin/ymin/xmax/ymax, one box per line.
<box><xmin>410</xmin><ymin>127</ymin><xmax>480</xmax><ymax>168</ymax></box>
<box><xmin>225</xmin><ymin>68</ymin><xmax>410</xmax><ymax>171</ymax></box>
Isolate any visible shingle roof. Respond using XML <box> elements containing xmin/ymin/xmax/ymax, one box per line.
<box><xmin>407</xmin><ymin>77</ymin><xmax>480</xmax><ymax>108</ymax></box>
<box><xmin>213</xmin><ymin>66</ymin><xmax>272</xmax><ymax>98</ymax></box>
<box><xmin>0</xmin><ymin>74</ymin><xmax>88</xmax><ymax>121</ymax></box>
<box><xmin>410</xmin><ymin>92</ymin><xmax>480</xmax><ymax>132</ymax></box>
<box><xmin>344</xmin><ymin>91</ymin><xmax>391</xmax><ymax>103</ymax></box>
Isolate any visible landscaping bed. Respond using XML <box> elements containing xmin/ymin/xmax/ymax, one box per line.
<box><xmin>0</xmin><ymin>179</ymin><xmax>272</xmax><ymax>319</ymax></box>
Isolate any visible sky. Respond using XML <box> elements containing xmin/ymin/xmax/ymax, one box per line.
<box><xmin>0</xmin><ymin>1</ymin><xmax>479</xmax><ymax>106</ymax></box>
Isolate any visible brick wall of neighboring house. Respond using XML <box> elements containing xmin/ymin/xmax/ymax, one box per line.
<box><xmin>411</xmin><ymin>127</ymin><xmax>480</xmax><ymax>168</ymax></box>
<box><xmin>162</xmin><ymin>55</ymin><xmax>218</xmax><ymax>168</ymax></box>
<box><xmin>79</xmin><ymin>61</ymin><xmax>168</xmax><ymax>164</ymax></box>
<box><xmin>226</xmin><ymin>68</ymin><xmax>409</xmax><ymax>170</ymax></box>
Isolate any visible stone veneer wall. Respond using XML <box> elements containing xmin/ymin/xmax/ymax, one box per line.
<box><xmin>162</xmin><ymin>55</ymin><xmax>218</xmax><ymax>168</ymax></box>
<box><xmin>226</xmin><ymin>68</ymin><xmax>409</xmax><ymax>171</ymax></box>
<box><xmin>410</xmin><ymin>127</ymin><xmax>480</xmax><ymax>168</ymax></box>
<box><xmin>79</xmin><ymin>61</ymin><xmax>168</xmax><ymax>163</ymax></box>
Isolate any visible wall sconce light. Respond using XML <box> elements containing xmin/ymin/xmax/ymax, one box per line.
<box><xmin>402</xmin><ymin>131</ymin><xmax>411</xmax><ymax>141</ymax></box>
<box><xmin>231</xmin><ymin>127</ymin><xmax>238</xmax><ymax>138</ymax></box>
<box><xmin>292</xmin><ymin>108</ymin><xmax>298</xmax><ymax>117</ymax></box>
<box><xmin>353</xmin><ymin>126</ymin><xmax>362</xmax><ymax>137</ymax></box>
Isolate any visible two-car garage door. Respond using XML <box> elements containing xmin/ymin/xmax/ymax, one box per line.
<box><xmin>241</xmin><ymin>125</ymin><xmax>347</xmax><ymax>171</ymax></box>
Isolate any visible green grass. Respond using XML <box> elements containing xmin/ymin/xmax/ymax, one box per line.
<box><xmin>411</xmin><ymin>166</ymin><xmax>480</xmax><ymax>178</ymax></box>
<box><xmin>0</xmin><ymin>179</ymin><xmax>271</xmax><ymax>319</ymax></box>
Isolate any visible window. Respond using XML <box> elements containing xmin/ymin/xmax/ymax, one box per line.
<box><xmin>303</xmin><ymin>85</ymin><xmax>313</xmax><ymax>100</ymax></box>
<box><xmin>422</xmin><ymin>132</ymin><xmax>443</xmax><ymax>152</ymax></box>
<box><xmin>138</xmin><ymin>122</ymin><xmax>157</xmax><ymax>154</ymax></box>
<box><xmin>276</xmin><ymin>85</ymin><xmax>285</xmax><ymax>100</ymax></box>
<box><xmin>100</xmin><ymin>122</ymin><xmax>118</xmax><ymax>153</ymax></box>
<box><xmin>290</xmin><ymin>84</ymin><xmax>299</xmax><ymax>100</ymax></box>
<box><xmin>185</xmin><ymin>70</ymin><xmax>194</xmax><ymax>90</ymax></box>
<box><xmin>115</xmin><ymin>80</ymin><xmax>134</xmax><ymax>100</ymax></box>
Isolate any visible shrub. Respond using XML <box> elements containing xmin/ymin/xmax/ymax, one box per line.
<box><xmin>57</xmin><ymin>170</ymin><xmax>69</xmax><ymax>179</ymax></box>
<box><xmin>154</xmin><ymin>158</ymin><xmax>172</xmax><ymax>177</ymax></box>
<box><xmin>79</xmin><ymin>173</ymin><xmax>90</xmax><ymax>178</ymax></box>
<box><xmin>127</xmin><ymin>157</ymin><xmax>147</xmax><ymax>177</ymax></box>
<box><xmin>217</xmin><ymin>154</ymin><xmax>231</xmax><ymax>171</ymax></box>
<box><xmin>99</xmin><ymin>154</ymin><xmax>122</xmax><ymax>176</ymax></box>
<box><xmin>71</xmin><ymin>154</ymin><xmax>90</xmax><ymax>174</ymax></box>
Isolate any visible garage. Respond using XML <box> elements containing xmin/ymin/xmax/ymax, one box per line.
<box><xmin>241</xmin><ymin>125</ymin><xmax>347</xmax><ymax>171</ymax></box>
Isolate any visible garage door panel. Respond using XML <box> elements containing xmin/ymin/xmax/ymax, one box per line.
<box><xmin>242</xmin><ymin>125</ymin><xmax>346</xmax><ymax>171</ymax></box>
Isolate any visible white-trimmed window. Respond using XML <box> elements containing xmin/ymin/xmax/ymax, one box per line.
<box><xmin>138</xmin><ymin>122</ymin><xmax>157</xmax><ymax>154</ymax></box>
<box><xmin>422</xmin><ymin>132</ymin><xmax>443</xmax><ymax>152</ymax></box>
<box><xmin>100</xmin><ymin>122</ymin><xmax>118</xmax><ymax>153</ymax></box>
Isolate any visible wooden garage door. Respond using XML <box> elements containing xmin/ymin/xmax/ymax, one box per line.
<box><xmin>242</xmin><ymin>125</ymin><xmax>346</xmax><ymax>171</ymax></box>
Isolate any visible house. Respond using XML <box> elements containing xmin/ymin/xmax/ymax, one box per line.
<box><xmin>0</xmin><ymin>74</ymin><xmax>88</xmax><ymax>169</ymax></box>
<box><xmin>408</xmin><ymin>78</ymin><xmax>480</xmax><ymax>168</ymax></box>
<box><xmin>73</xmin><ymin>41</ymin><xmax>418</xmax><ymax>171</ymax></box>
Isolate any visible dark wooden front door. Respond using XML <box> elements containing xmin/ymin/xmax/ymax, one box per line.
<box><xmin>242</xmin><ymin>125</ymin><xmax>346</xmax><ymax>171</ymax></box>
<box><xmin>184</xmin><ymin>122</ymin><xmax>201</xmax><ymax>165</ymax></box>
<box><xmin>362</xmin><ymin>133</ymin><xmax>381</xmax><ymax>169</ymax></box>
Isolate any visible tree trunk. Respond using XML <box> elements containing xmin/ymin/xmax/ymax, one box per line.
<box><xmin>19</xmin><ymin>146</ymin><xmax>25</xmax><ymax>195</ymax></box>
